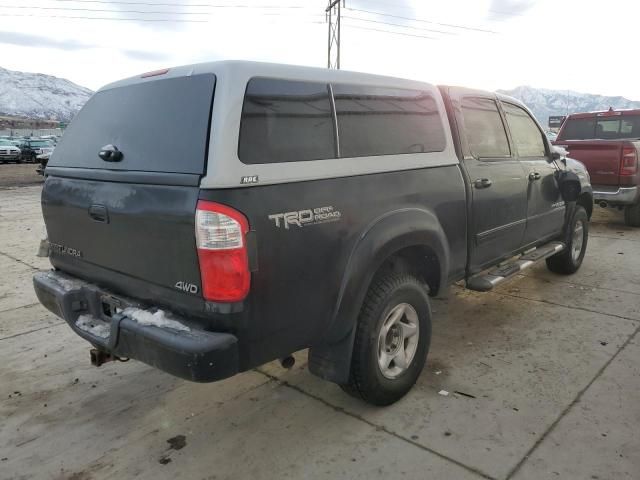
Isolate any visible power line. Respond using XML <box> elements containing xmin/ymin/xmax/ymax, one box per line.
<box><xmin>0</xmin><ymin>12</ymin><xmax>324</xmax><ymax>23</ymax></box>
<box><xmin>488</xmin><ymin>9</ymin><xmax>529</xmax><ymax>17</ymax></box>
<box><xmin>0</xmin><ymin>12</ymin><xmax>205</xmax><ymax>22</ymax></box>
<box><xmin>341</xmin><ymin>0</ymin><xmax>415</xmax><ymax>12</ymax></box>
<box><xmin>41</xmin><ymin>0</ymin><xmax>310</xmax><ymax>7</ymax></box>
<box><xmin>342</xmin><ymin>15</ymin><xmax>456</xmax><ymax>36</ymax></box>
<box><xmin>2</xmin><ymin>4</ymin><xmax>323</xmax><ymax>17</ymax></box>
<box><xmin>344</xmin><ymin>23</ymin><xmax>435</xmax><ymax>40</ymax></box>
<box><xmin>345</xmin><ymin>7</ymin><xmax>497</xmax><ymax>34</ymax></box>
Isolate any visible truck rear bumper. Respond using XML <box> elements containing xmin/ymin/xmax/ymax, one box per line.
<box><xmin>33</xmin><ymin>270</ymin><xmax>239</xmax><ymax>382</ymax></box>
<box><xmin>592</xmin><ymin>186</ymin><xmax>639</xmax><ymax>205</ymax></box>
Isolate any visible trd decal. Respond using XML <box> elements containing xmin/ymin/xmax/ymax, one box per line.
<box><xmin>175</xmin><ymin>281</ymin><xmax>198</xmax><ymax>294</ymax></box>
<box><xmin>268</xmin><ymin>206</ymin><xmax>341</xmax><ymax>229</ymax></box>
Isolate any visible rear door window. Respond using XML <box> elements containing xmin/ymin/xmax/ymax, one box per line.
<box><xmin>332</xmin><ymin>84</ymin><xmax>446</xmax><ymax>158</ymax></box>
<box><xmin>502</xmin><ymin>102</ymin><xmax>546</xmax><ymax>157</ymax></box>
<box><xmin>238</xmin><ymin>78</ymin><xmax>336</xmax><ymax>164</ymax></box>
<box><xmin>49</xmin><ymin>74</ymin><xmax>216</xmax><ymax>174</ymax></box>
<box><xmin>461</xmin><ymin>97</ymin><xmax>511</xmax><ymax>159</ymax></box>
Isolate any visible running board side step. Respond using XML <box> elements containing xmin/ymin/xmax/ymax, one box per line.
<box><xmin>466</xmin><ymin>241</ymin><xmax>565</xmax><ymax>292</ymax></box>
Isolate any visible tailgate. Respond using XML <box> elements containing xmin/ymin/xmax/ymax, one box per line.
<box><xmin>555</xmin><ymin>140</ymin><xmax>622</xmax><ymax>186</ymax></box>
<box><xmin>42</xmin><ymin>72</ymin><xmax>216</xmax><ymax>309</ymax></box>
<box><xmin>43</xmin><ymin>177</ymin><xmax>202</xmax><ymax>301</ymax></box>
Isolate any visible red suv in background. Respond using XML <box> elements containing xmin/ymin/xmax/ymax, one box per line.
<box><xmin>554</xmin><ymin>108</ymin><xmax>640</xmax><ymax>226</ymax></box>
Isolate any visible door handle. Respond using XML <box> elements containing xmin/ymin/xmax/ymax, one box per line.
<box><xmin>529</xmin><ymin>172</ymin><xmax>542</xmax><ymax>181</ymax></box>
<box><xmin>98</xmin><ymin>144</ymin><xmax>123</xmax><ymax>162</ymax></box>
<box><xmin>474</xmin><ymin>178</ymin><xmax>493</xmax><ymax>189</ymax></box>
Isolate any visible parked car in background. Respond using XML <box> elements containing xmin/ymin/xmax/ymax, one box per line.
<box><xmin>36</xmin><ymin>152</ymin><xmax>50</xmax><ymax>175</ymax></box>
<box><xmin>555</xmin><ymin>108</ymin><xmax>640</xmax><ymax>226</ymax></box>
<box><xmin>39</xmin><ymin>135</ymin><xmax>59</xmax><ymax>146</ymax></box>
<box><xmin>0</xmin><ymin>139</ymin><xmax>22</xmax><ymax>163</ymax></box>
<box><xmin>33</xmin><ymin>61</ymin><xmax>592</xmax><ymax>406</ymax></box>
<box><xmin>17</xmin><ymin>139</ymin><xmax>55</xmax><ymax>163</ymax></box>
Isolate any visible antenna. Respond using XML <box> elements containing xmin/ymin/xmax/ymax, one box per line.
<box><xmin>326</xmin><ymin>0</ymin><xmax>343</xmax><ymax>69</ymax></box>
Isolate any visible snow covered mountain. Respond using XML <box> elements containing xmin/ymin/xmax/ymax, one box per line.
<box><xmin>0</xmin><ymin>66</ymin><xmax>93</xmax><ymax>122</ymax></box>
<box><xmin>2</xmin><ymin>66</ymin><xmax>640</xmax><ymax>128</ymax></box>
<box><xmin>497</xmin><ymin>86</ymin><xmax>640</xmax><ymax>126</ymax></box>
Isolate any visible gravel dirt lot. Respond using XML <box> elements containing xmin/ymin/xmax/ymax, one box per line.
<box><xmin>0</xmin><ymin>173</ymin><xmax>638</xmax><ymax>480</ymax></box>
<box><xmin>0</xmin><ymin>163</ymin><xmax>44</xmax><ymax>188</ymax></box>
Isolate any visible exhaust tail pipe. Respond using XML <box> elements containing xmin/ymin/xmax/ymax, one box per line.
<box><xmin>280</xmin><ymin>355</ymin><xmax>295</xmax><ymax>369</ymax></box>
<box><xmin>599</xmin><ymin>201</ymin><xmax>608</xmax><ymax>208</ymax></box>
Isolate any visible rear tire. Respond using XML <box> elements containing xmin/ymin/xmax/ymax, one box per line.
<box><xmin>342</xmin><ymin>272</ymin><xmax>431</xmax><ymax>406</ymax></box>
<box><xmin>624</xmin><ymin>203</ymin><xmax>640</xmax><ymax>227</ymax></box>
<box><xmin>546</xmin><ymin>205</ymin><xmax>589</xmax><ymax>274</ymax></box>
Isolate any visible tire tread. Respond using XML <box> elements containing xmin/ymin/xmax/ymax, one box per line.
<box><xmin>624</xmin><ymin>203</ymin><xmax>640</xmax><ymax>227</ymax></box>
<box><xmin>343</xmin><ymin>272</ymin><xmax>429</xmax><ymax>405</ymax></box>
<box><xmin>546</xmin><ymin>205</ymin><xmax>588</xmax><ymax>275</ymax></box>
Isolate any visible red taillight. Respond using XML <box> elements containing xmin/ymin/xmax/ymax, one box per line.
<box><xmin>195</xmin><ymin>201</ymin><xmax>250</xmax><ymax>302</ymax></box>
<box><xmin>620</xmin><ymin>146</ymin><xmax>638</xmax><ymax>176</ymax></box>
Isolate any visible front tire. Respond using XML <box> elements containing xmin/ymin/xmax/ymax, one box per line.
<box><xmin>546</xmin><ymin>205</ymin><xmax>589</xmax><ymax>274</ymax></box>
<box><xmin>624</xmin><ymin>203</ymin><xmax>640</xmax><ymax>227</ymax></box>
<box><xmin>342</xmin><ymin>272</ymin><xmax>431</xmax><ymax>406</ymax></box>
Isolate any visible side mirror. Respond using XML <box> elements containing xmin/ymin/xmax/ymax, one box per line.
<box><xmin>550</xmin><ymin>145</ymin><xmax>568</xmax><ymax>162</ymax></box>
<box><xmin>557</xmin><ymin>171</ymin><xmax>581</xmax><ymax>202</ymax></box>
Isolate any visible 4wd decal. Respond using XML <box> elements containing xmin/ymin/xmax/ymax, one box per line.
<box><xmin>175</xmin><ymin>281</ymin><xmax>198</xmax><ymax>294</ymax></box>
<box><xmin>268</xmin><ymin>206</ymin><xmax>341</xmax><ymax>229</ymax></box>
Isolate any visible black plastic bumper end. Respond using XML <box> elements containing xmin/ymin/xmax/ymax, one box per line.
<box><xmin>33</xmin><ymin>270</ymin><xmax>239</xmax><ymax>383</ymax></box>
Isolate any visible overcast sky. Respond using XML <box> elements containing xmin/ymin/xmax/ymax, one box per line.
<box><xmin>1</xmin><ymin>0</ymin><xmax>638</xmax><ymax>99</ymax></box>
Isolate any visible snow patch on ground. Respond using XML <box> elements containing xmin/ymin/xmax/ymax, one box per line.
<box><xmin>123</xmin><ymin>307</ymin><xmax>190</xmax><ymax>332</ymax></box>
<box><xmin>76</xmin><ymin>314</ymin><xmax>111</xmax><ymax>339</ymax></box>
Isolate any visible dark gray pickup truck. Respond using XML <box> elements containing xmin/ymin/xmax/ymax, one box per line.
<box><xmin>33</xmin><ymin>61</ymin><xmax>592</xmax><ymax>405</ymax></box>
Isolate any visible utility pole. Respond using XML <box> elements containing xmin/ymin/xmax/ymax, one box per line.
<box><xmin>326</xmin><ymin>0</ymin><xmax>343</xmax><ymax>69</ymax></box>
